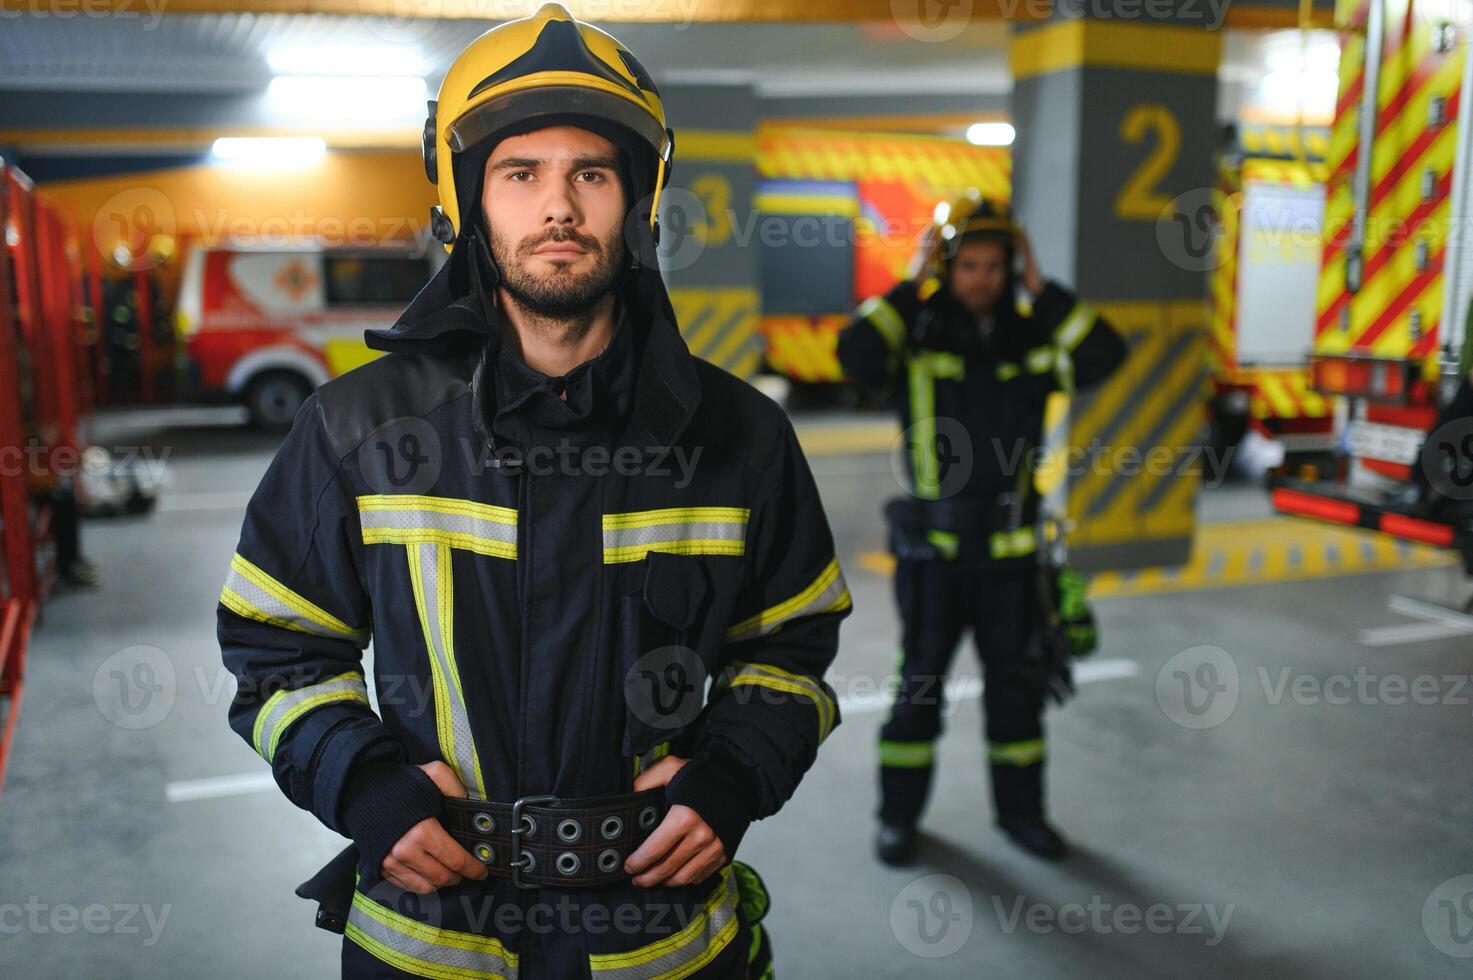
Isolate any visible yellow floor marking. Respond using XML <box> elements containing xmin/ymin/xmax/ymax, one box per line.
<box><xmin>853</xmin><ymin>516</ymin><xmax>1457</xmax><ymax>598</ymax></box>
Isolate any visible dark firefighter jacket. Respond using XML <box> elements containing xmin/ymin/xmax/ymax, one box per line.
<box><xmin>837</xmin><ymin>275</ymin><xmax>1127</xmax><ymax>566</ymax></box>
<box><xmin>217</xmin><ymin>250</ymin><xmax>852</xmax><ymax>978</ymax></box>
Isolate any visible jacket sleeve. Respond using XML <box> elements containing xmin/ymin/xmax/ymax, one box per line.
<box><xmin>218</xmin><ymin>393</ymin><xmax>440</xmax><ymax>874</ymax></box>
<box><xmin>1007</xmin><ymin>281</ymin><xmax>1128</xmax><ymax>394</ymax></box>
<box><xmin>837</xmin><ymin>280</ymin><xmax>919</xmax><ymax>390</ymax></box>
<box><xmin>663</xmin><ymin>416</ymin><xmax>851</xmax><ymax>859</ymax></box>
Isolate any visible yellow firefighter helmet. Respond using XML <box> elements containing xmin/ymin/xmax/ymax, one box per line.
<box><xmin>422</xmin><ymin>2</ymin><xmax>674</xmax><ymax>247</ymax></box>
<box><xmin>915</xmin><ymin>189</ymin><xmax>1019</xmax><ymax>280</ymax></box>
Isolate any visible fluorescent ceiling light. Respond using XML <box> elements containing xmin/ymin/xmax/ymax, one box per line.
<box><xmin>268</xmin><ymin>75</ymin><xmax>428</xmax><ymax>120</ymax></box>
<box><xmin>966</xmin><ymin>122</ymin><xmax>1015</xmax><ymax>146</ymax></box>
<box><xmin>268</xmin><ymin>44</ymin><xmax>425</xmax><ymax>77</ymax></box>
<box><xmin>211</xmin><ymin>137</ymin><xmax>327</xmax><ymax>167</ymax></box>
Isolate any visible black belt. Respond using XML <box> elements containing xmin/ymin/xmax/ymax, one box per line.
<box><xmin>441</xmin><ymin>789</ymin><xmax>669</xmax><ymax>889</ymax></box>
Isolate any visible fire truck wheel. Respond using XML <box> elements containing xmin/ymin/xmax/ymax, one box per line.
<box><xmin>245</xmin><ymin>370</ymin><xmax>313</xmax><ymax>433</ymax></box>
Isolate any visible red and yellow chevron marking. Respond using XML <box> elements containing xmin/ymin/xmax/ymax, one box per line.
<box><xmin>759</xmin><ymin>314</ymin><xmax>847</xmax><ymax>383</ymax></box>
<box><xmin>1239</xmin><ymin>126</ymin><xmax>1332</xmax><ymax>161</ymax></box>
<box><xmin>1316</xmin><ymin>0</ymin><xmax>1463</xmax><ymax>365</ymax></box>
<box><xmin>756</xmin><ymin>125</ymin><xmax>1011</xmax><ymax>200</ymax></box>
<box><xmin>1242</xmin><ymin>367</ymin><xmax>1332</xmax><ymax>419</ymax></box>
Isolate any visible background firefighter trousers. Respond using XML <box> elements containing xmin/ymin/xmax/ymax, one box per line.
<box><xmin>878</xmin><ymin>557</ymin><xmax>1047</xmax><ymax>826</ymax></box>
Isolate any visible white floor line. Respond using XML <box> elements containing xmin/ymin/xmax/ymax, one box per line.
<box><xmin>836</xmin><ymin>657</ymin><xmax>1139</xmax><ymax>715</ymax></box>
<box><xmin>1358</xmin><ymin>621</ymin><xmax>1472</xmax><ymax>647</ymax></box>
<box><xmin>166</xmin><ymin>770</ymin><xmax>276</xmax><ymax>803</ymax></box>
<box><xmin>168</xmin><ymin>658</ymin><xmax>1141</xmax><ymax>803</ymax></box>
<box><xmin>1387</xmin><ymin>594</ymin><xmax>1473</xmax><ymax>632</ymax></box>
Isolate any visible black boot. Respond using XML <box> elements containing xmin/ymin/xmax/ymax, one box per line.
<box><xmin>875</xmin><ymin>822</ymin><xmax>919</xmax><ymax>866</ymax></box>
<box><xmin>998</xmin><ymin>814</ymin><xmax>1068</xmax><ymax>860</ymax></box>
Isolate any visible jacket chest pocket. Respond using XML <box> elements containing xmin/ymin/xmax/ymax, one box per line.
<box><xmin>617</xmin><ymin>551</ymin><xmax>712</xmax><ymax>757</ymax></box>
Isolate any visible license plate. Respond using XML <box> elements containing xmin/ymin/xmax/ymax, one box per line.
<box><xmin>1346</xmin><ymin>421</ymin><xmax>1423</xmax><ymax>464</ymax></box>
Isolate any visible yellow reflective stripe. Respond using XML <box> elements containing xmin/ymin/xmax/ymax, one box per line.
<box><xmin>602</xmin><ymin>507</ymin><xmax>749</xmax><ymax>564</ymax></box>
<box><xmin>358</xmin><ymin>495</ymin><xmax>517</xmax><ymax>560</ymax></box>
<box><xmin>1054</xmin><ymin>301</ymin><xmax>1095</xmax><ymax>352</ymax></box>
<box><xmin>908</xmin><ymin>357</ymin><xmax>938</xmax><ymax>498</ymax></box>
<box><xmin>996</xmin><ymin>361</ymin><xmax>1021</xmax><ymax>381</ymax></box>
<box><xmin>1023</xmin><ymin>345</ymin><xmax>1056</xmax><ymax>374</ymax></box>
<box><xmin>221</xmin><ymin>552</ymin><xmax>368</xmax><ymax>646</ymax></box>
<box><xmin>724</xmin><ymin>662</ymin><xmax>837</xmax><ymax>743</ymax></box>
<box><xmin>989</xmin><ymin>527</ymin><xmax>1036</xmax><ymax>559</ymax></box>
<box><xmin>347</xmin><ymin>882</ymin><xmax>518</xmax><ymax>979</ymax></box>
<box><xmin>926</xmin><ymin>529</ymin><xmax>960</xmax><ymax>559</ymax></box>
<box><xmin>917</xmin><ymin>276</ymin><xmax>943</xmax><ymax>302</ymax></box>
<box><xmin>251</xmin><ymin>671</ymin><xmax>369</xmax><ymax>762</ymax></box>
<box><xmin>856</xmin><ymin>295</ymin><xmax>906</xmax><ymax>352</ymax></box>
<box><xmin>407</xmin><ymin>542</ymin><xmax>487</xmax><ymax>800</ymax></box>
<box><xmin>879</xmin><ymin>739</ymin><xmax>935</xmax><ymax>768</ymax></box>
<box><xmin>989</xmin><ymin>738</ymin><xmax>1046</xmax><ymax>766</ymax></box>
<box><xmin>724</xmin><ymin>557</ymin><xmax>851</xmax><ymax>643</ymax></box>
<box><xmin>632</xmin><ymin>741</ymin><xmax>670</xmax><ymax>779</ymax></box>
<box><xmin>588</xmin><ymin>866</ymin><xmax>739</xmax><ymax>976</ymax></box>
<box><xmin>357</xmin><ymin>493</ymin><xmax>518</xmax><ymax>523</ymax></box>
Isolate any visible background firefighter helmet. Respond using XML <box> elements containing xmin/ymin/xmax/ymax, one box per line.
<box><xmin>913</xmin><ymin>189</ymin><xmax>1020</xmax><ymax>282</ymax></box>
<box><xmin>422</xmin><ymin>2</ymin><xmax>675</xmax><ymax>251</ymax></box>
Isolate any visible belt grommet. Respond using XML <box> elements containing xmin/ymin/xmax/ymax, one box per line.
<box><xmin>472</xmin><ymin>812</ymin><xmax>495</xmax><ymax>834</ymax></box>
<box><xmin>556</xmin><ymin>852</ymin><xmax>581</xmax><ymax>876</ymax></box>
<box><xmin>519</xmin><ymin>814</ymin><xmax>538</xmax><ymax>838</ymax></box>
<box><xmin>597</xmin><ymin>848</ymin><xmax>621</xmax><ymax>873</ymax></box>
<box><xmin>600</xmin><ymin>815</ymin><xmax>623</xmax><ymax>839</ymax></box>
<box><xmin>637</xmin><ymin>806</ymin><xmax>658</xmax><ymax>830</ymax></box>
<box><xmin>474</xmin><ymin>843</ymin><xmax>495</xmax><ymax>864</ymax></box>
<box><xmin>556</xmin><ymin>818</ymin><xmax>582</xmax><ymax>843</ymax></box>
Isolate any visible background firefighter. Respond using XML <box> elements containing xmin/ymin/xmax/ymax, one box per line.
<box><xmin>837</xmin><ymin>192</ymin><xmax>1127</xmax><ymax>864</ymax></box>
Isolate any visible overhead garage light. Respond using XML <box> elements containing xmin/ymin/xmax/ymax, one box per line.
<box><xmin>210</xmin><ymin>137</ymin><xmax>327</xmax><ymax>168</ymax></box>
<box><xmin>268</xmin><ymin>75</ymin><xmax>428</xmax><ymax>120</ymax></box>
<box><xmin>966</xmin><ymin>122</ymin><xmax>1015</xmax><ymax>147</ymax></box>
<box><xmin>267</xmin><ymin>44</ymin><xmax>425</xmax><ymax>78</ymax></box>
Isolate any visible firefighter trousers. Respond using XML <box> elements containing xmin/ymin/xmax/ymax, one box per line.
<box><xmin>877</xmin><ymin>558</ymin><xmax>1047</xmax><ymax>827</ymax></box>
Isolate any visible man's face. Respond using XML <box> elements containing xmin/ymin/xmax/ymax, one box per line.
<box><xmin>947</xmin><ymin>237</ymin><xmax>1010</xmax><ymax>317</ymax></box>
<box><xmin>481</xmin><ymin>125</ymin><xmax>627</xmax><ymax>319</ymax></box>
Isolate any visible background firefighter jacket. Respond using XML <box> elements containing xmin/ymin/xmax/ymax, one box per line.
<box><xmin>217</xmin><ymin>251</ymin><xmax>852</xmax><ymax>978</ymax></box>
<box><xmin>836</xmin><ymin>276</ymin><xmax>1126</xmax><ymax>566</ymax></box>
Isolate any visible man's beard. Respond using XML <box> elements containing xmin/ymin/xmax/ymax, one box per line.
<box><xmin>491</xmin><ymin>223</ymin><xmax>624</xmax><ymax>325</ymax></box>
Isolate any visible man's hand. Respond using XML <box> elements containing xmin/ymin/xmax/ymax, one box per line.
<box><xmin>380</xmin><ymin>761</ymin><xmax>488</xmax><ymax>895</ymax></box>
<box><xmin>1014</xmin><ymin>225</ymin><xmax>1045</xmax><ymax>297</ymax></box>
<box><xmin>625</xmin><ymin>755</ymin><xmax>727</xmax><ymax>887</ymax></box>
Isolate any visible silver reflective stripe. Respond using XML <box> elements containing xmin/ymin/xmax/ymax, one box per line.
<box><xmin>601</xmin><ymin>507</ymin><xmax>749</xmax><ymax>564</ymax></box>
<box><xmin>358</xmin><ymin>494</ymin><xmax>517</xmax><ymax>560</ymax></box>
<box><xmin>1054</xmin><ymin>301</ymin><xmax>1095</xmax><ymax>352</ymax></box>
<box><xmin>251</xmin><ymin>672</ymin><xmax>369</xmax><ymax>762</ymax></box>
<box><xmin>220</xmin><ymin>552</ymin><xmax>368</xmax><ymax>646</ymax></box>
<box><xmin>588</xmin><ymin>866</ymin><xmax>740</xmax><ymax>978</ymax></box>
<box><xmin>407</xmin><ymin>542</ymin><xmax>487</xmax><ymax>800</ymax></box>
<box><xmin>725</xmin><ymin>557</ymin><xmax>851</xmax><ymax>644</ymax></box>
<box><xmin>347</xmin><ymin>888</ymin><xmax>518</xmax><ymax>979</ymax></box>
<box><xmin>857</xmin><ymin>295</ymin><xmax>906</xmax><ymax>352</ymax></box>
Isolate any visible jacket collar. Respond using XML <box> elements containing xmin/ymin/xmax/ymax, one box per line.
<box><xmin>365</xmin><ymin>245</ymin><xmax>701</xmax><ymax>455</ymax></box>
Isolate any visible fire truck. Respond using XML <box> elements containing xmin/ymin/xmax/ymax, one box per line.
<box><xmin>1209</xmin><ymin>148</ymin><xmax>1336</xmax><ymax>471</ymax></box>
<box><xmin>1271</xmin><ymin>0</ymin><xmax>1473</xmax><ymax>584</ymax></box>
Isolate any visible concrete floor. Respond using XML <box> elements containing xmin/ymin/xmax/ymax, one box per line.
<box><xmin>2</xmin><ymin>406</ymin><xmax>1472</xmax><ymax>978</ymax></box>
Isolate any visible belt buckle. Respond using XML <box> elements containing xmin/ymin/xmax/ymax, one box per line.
<box><xmin>509</xmin><ymin>794</ymin><xmax>559</xmax><ymax>889</ymax></box>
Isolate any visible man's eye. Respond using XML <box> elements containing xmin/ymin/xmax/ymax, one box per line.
<box><xmin>508</xmin><ymin>171</ymin><xmax>533</xmax><ymax>181</ymax></box>
<box><xmin>576</xmin><ymin>171</ymin><xmax>605</xmax><ymax>183</ymax></box>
